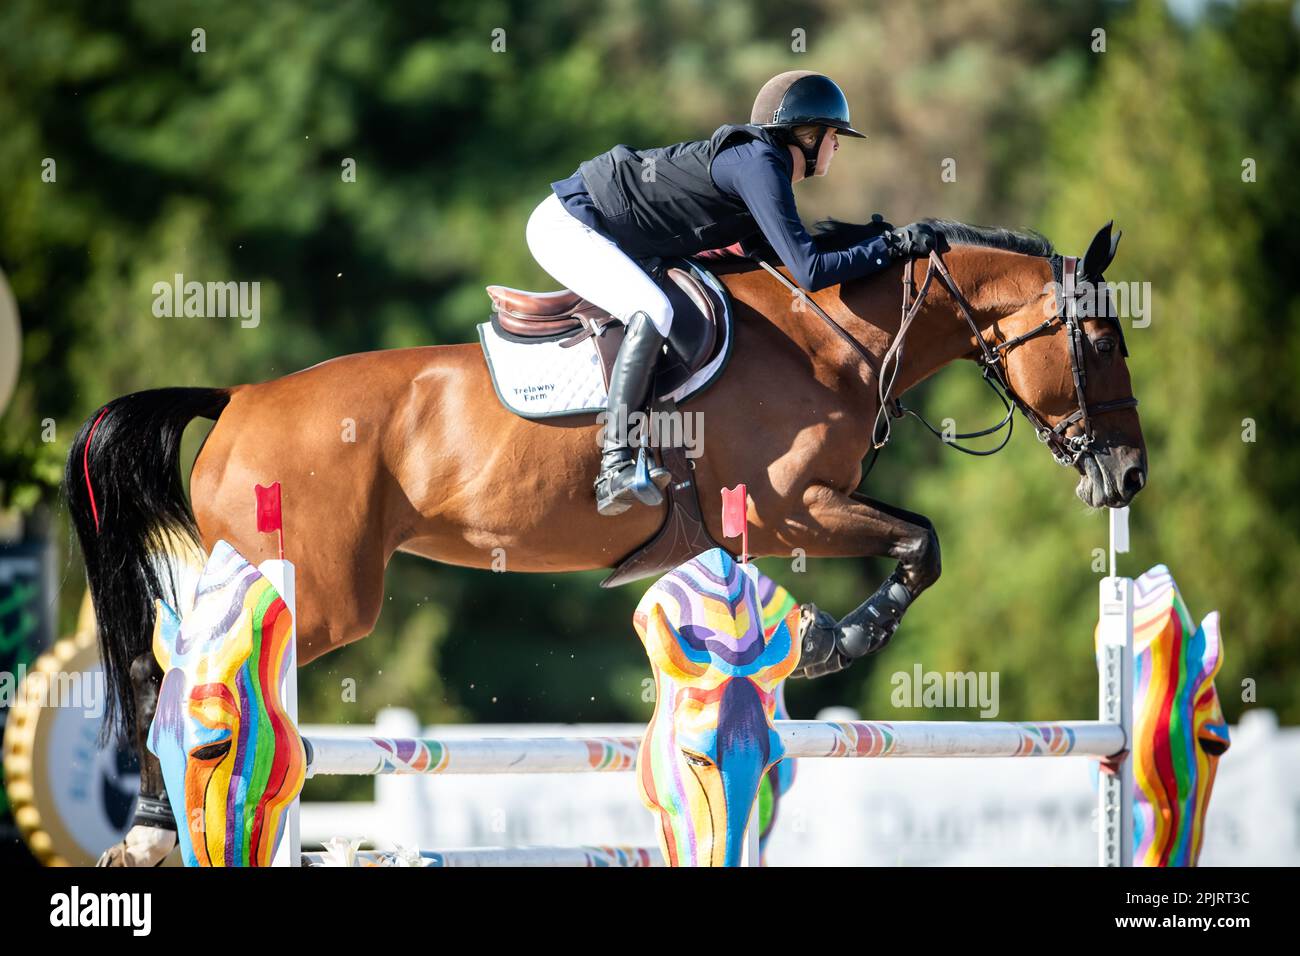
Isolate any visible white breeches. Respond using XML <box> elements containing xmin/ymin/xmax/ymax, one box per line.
<box><xmin>525</xmin><ymin>192</ymin><xmax>674</xmax><ymax>336</ymax></box>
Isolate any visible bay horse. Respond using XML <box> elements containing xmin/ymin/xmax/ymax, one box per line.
<box><xmin>66</xmin><ymin>218</ymin><xmax>1145</xmax><ymax>864</ymax></box>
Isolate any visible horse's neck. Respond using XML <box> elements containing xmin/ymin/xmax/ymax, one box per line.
<box><xmin>838</xmin><ymin>247</ymin><xmax>1050</xmax><ymax>397</ymax></box>
<box><xmin>714</xmin><ymin>248</ymin><xmax>1047</xmax><ymax>401</ymax></box>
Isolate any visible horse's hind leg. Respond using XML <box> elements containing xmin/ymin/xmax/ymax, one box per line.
<box><xmin>783</xmin><ymin>485</ymin><xmax>941</xmax><ymax>679</ymax></box>
<box><xmin>96</xmin><ymin>653</ymin><xmax>176</xmax><ymax>866</ymax></box>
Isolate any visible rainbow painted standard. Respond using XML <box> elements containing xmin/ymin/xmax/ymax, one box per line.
<box><xmin>1128</xmin><ymin>564</ymin><xmax>1228</xmax><ymax>866</ymax></box>
<box><xmin>148</xmin><ymin>542</ymin><xmax>305</xmax><ymax>866</ymax></box>
<box><xmin>632</xmin><ymin>548</ymin><xmax>801</xmax><ymax>866</ymax></box>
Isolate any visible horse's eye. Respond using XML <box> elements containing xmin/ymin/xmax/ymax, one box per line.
<box><xmin>1095</xmin><ymin>337</ymin><xmax>1115</xmax><ymax>354</ymax></box>
<box><xmin>192</xmin><ymin>741</ymin><xmax>231</xmax><ymax>762</ymax></box>
<box><xmin>683</xmin><ymin>751</ymin><xmax>713</xmax><ymax>768</ymax></box>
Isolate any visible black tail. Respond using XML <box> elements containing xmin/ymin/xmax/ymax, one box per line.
<box><xmin>64</xmin><ymin>387</ymin><xmax>231</xmax><ymax>744</ymax></box>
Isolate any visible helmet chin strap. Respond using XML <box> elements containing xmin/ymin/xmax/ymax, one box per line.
<box><xmin>800</xmin><ymin>127</ymin><xmax>829</xmax><ymax>177</ymax></box>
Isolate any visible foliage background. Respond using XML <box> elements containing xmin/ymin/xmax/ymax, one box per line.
<box><xmin>1</xmin><ymin>0</ymin><xmax>1295</xmax><ymax>770</ymax></box>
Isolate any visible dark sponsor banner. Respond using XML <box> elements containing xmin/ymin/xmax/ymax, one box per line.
<box><xmin>0</xmin><ymin>535</ymin><xmax>55</xmax><ymax>855</ymax></box>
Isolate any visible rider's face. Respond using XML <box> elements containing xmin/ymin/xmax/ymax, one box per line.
<box><xmin>814</xmin><ymin>130</ymin><xmax>839</xmax><ymax>177</ymax></box>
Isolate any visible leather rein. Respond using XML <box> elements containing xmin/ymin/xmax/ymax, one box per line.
<box><xmin>758</xmin><ymin>249</ymin><xmax>1138</xmax><ymax>468</ymax></box>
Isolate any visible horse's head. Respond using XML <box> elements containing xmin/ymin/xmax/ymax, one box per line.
<box><xmin>632</xmin><ymin>549</ymin><xmax>800</xmax><ymax>866</ymax></box>
<box><xmin>147</xmin><ymin>541</ymin><xmax>305</xmax><ymax>866</ymax></box>
<box><xmin>992</xmin><ymin>222</ymin><xmax>1147</xmax><ymax>507</ymax></box>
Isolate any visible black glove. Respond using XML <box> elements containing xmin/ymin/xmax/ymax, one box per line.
<box><xmin>885</xmin><ymin>223</ymin><xmax>938</xmax><ymax>259</ymax></box>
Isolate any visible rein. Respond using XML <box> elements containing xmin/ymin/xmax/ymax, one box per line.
<box><xmin>759</xmin><ymin>248</ymin><xmax>1138</xmax><ymax>469</ymax></box>
<box><xmin>755</xmin><ymin>258</ymin><xmax>884</xmax><ymax>383</ymax></box>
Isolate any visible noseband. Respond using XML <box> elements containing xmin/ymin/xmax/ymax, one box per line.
<box><xmin>875</xmin><ymin>250</ymin><xmax>1139</xmax><ymax>467</ymax></box>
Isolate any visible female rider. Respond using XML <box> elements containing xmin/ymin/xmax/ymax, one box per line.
<box><xmin>526</xmin><ymin>70</ymin><xmax>937</xmax><ymax>516</ymax></box>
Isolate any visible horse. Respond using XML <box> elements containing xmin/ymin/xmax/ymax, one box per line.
<box><xmin>66</xmin><ymin>218</ymin><xmax>1145</xmax><ymax>864</ymax></box>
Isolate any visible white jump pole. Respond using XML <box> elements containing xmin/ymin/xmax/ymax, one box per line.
<box><xmin>1098</xmin><ymin>506</ymin><xmax>1134</xmax><ymax>866</ymax></box>
<box><xmin>301</xmin><ymin>719</ymin><xmax>1126</xmax><ymax>775</ymax></box>
<box><xmin>302</xmin><ymin>846</ymin><xmax>663</xmax><ymax>867</ymax></box>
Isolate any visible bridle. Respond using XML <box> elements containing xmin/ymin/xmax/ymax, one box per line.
<box><xmin>882</xmin><ymin>250</ymin><xmax>1137</xmax><ymax>466</ymax></box>
<box><xmin>759</xmin><ymin>248</ymin><xmax>1137</xmax><ymax>469</ymax></box>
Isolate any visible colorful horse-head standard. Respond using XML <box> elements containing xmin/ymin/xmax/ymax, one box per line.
<box><xmin>147</xmin><ymin>541</ymin><xmax>305</xmax><ymax>866</ymax></box>
<box><xmin>1123</xmin><ymin>564</ymin><xmax>1230</xmax><ymax>866</ymax></box>
<box><xmin>632</xmin><ymin>548</ymin><xmax>800</xmax><ymax>866</ymax></box>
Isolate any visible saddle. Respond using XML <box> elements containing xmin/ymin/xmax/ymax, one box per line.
<box><xmin>483</xmin><ymin>258</ymin><xmax>733</xmax><ymax>588</ymax></box>
<box><xmin>486</xmin><ymin>260</ymin><xmax>723</xmax><ymax>395</ymax></box>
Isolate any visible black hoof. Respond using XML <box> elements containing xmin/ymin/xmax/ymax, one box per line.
<box><xmin>791</xmin><ymin>603</ymin><xmax>852</xmax><ymax>679</ymax></box>
<box><xmin>838</xmin><ymin>617</ymin><xmax>896</xmax><ymax>658</ymax></box>
<box><xmin>790</xmin><ymin>572</ymin><xmax>913</xmax><ymax>679</ymax></box>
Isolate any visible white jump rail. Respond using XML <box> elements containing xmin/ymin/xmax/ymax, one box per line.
<box><xmin>301</xmin><ymin>846</ymin><xmax>663</xmax><ymax>867</ymax></box>
<box><xmin>303</xmin><ymin>719</ymin><xmax>1126</xmax><ymax>776</ymax></box>
<box><xmin>272</xmin><ymin>507</ymin><xmax>1136</xmax><ymax>867</ymax></box>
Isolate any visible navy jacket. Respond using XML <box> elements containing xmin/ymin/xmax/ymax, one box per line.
<box><xmin>551</xmin><ymin>124</ymin><xmax>892</xmax><ymax>291</ymax></box>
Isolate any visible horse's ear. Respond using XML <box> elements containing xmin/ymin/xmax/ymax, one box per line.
<box><xmin>1082</xmin><ymin>221</ymin><xmax>1117</xmax><ymax>279</ymax></box>
<box><xmin>151</xmin><ymin>599</ymin><xmax>182</xmax><ymax>671</ymax></box>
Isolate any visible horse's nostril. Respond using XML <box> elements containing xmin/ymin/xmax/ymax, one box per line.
<box><xmin>1123</xmin><ymin>465</ymin><xmax>1146</xmax><ymax>494</ymax></box>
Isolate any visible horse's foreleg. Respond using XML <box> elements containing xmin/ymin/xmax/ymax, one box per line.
<box><xmin>96</xmin><ymin>652</ymin><xmax>177</xmax><ymax>866</ymax></box>
<box><xmin>788</xmin><ymin>486</ymin><xmax>940</xmax><ymax>679</ymax></box>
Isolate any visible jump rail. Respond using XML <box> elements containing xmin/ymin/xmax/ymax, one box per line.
<box><xmin>302</xmin><ymin>719</ymin><xmax>1126</xmax><ymax>777</ymax></box>
<box><xmin>302</xmin><ymin>846</ymin><xmax>663</xmax><ymax>867</ymax></box>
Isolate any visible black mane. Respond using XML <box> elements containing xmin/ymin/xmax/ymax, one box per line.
<box><xmin>812</xmin><ymin>217</ymin><xmax>1054</xmax><ymax>258</ymax></box>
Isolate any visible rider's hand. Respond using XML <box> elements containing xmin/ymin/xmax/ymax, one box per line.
<box><xmin>885</xmin><ymin>223</ymin><xmax>939</xmax><ymax>259</ymax></box>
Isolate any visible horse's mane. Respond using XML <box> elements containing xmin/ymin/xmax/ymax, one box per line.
<box><xmin>692</xmin><ymin>217</ymin><xmax>1055</xmax><ymax>275</ymax></box>
<box><xmin>812</xmin><ymin>217</ymin><xmax>1054</xmax><ymax>258</ymax></box>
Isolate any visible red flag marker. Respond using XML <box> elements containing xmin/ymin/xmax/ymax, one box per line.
<box><xmin>255</xmin><ymin>481</ymin><xmax>284</xmax><ymax>559</ymax></box>
<box><xmin>721</xmin><ymin>483</ymin><xmax>748</xmax><ymax>563</ymax></box>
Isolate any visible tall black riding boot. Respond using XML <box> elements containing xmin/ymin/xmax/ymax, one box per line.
<box><xmin>595</xmin><ymin>311</ymin><xmax>668</xmax><ymax>516</ymax></box>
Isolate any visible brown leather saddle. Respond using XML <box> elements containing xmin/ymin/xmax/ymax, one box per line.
<box><xmin>484</xmin><ymin>259</ymin><xmax>734</xmax><ymax>588</ymax></box>
<box><xmin>486</xmin><ymin>261</ymin><xmax>724</xmax><ymax>395</ymax></box>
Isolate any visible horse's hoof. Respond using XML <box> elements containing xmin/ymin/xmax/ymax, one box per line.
<box><xmin>95</xmin><ymin>825</ymin><xmax>177</xmax><ymax>867</ymax></box>
<box><xmin>837</xmin><ymin>617</ymin><xmax>895</xmax><ymax>658</ymax></box>
<box><xmin>791</xmin><ymin>603</ymin><xmax>852</xmax><ymax>679</ymax></box>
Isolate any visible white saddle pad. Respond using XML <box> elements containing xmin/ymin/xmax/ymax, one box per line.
<box><xmin>477</xmin><ymin>263</ymin><xmax>733</xmax><ymax>419</ymax></box>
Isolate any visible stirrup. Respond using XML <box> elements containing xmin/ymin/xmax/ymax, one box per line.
<box><xmin>595</xmin><ymin>448</ymin><xmax>666</xmax><ymax>516</ymax></box>
<box><xmin>631</xmin><ymin>446</ymin><xmax>670</xmax><ymax>503</ymax></box>
<box><xmin>641</xmin><ymin>445</ymin><xmax>672</xmax><ymax>491</ymax></box>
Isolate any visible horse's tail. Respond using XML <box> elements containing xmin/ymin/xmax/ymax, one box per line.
<box><xmin>64</xmin><ymin>387</ymin><xmax>232</xmax><ymax>744</ymax></box>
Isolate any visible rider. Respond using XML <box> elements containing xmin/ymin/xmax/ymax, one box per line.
<box><xmin>525</xmin><ymin>70</ymin><xmax>938</xmax><ymax>516</ymax></box>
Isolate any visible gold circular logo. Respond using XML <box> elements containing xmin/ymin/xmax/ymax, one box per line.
<box><xmin>0</xmin><ymin>268</ymin><xmax>19</xmax><ymax>418</ymax></box>
<box><xmin>2</xmin><ymin>600</ymin><xmax>138</xmax><ymax>866</ymax></box>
